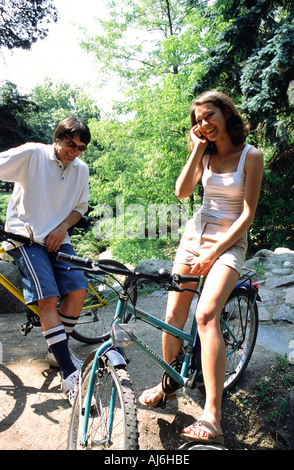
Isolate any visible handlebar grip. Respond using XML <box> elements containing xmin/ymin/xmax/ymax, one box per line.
<box><xmin>158</xmin><ymin>269</ymin><xmax>199</xmax><ymax>284</ymax></box>
<box><xmin>175</xmin><ymin>273</ymin><xmax>200</xmax><ymax>283</ymax></box>
<box><xmin>57</xmin><ymin>252</ymin><xmax>93</xmax><ymax>268</ymax></box>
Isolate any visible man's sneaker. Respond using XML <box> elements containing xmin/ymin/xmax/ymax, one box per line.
<box><xmin>46</xmin><ymin>350</ymin><xmax>59</xmax><ymax>368</ymax></box>
<box><xmin>61</xmin><ymin>369</ymin><xmax>97</xmax><ymax>410</ymax></box>
<box><xmin>46</xmin><ymin>349</ymin><xmax>83</xmax><ymax>370</ymax></box>
<box><xmin>62</xmin><ymin>369</ymin><xmax>80</xmax><ymax>406</ymax></box>
<box><xmin>69</xmin><ymin>349</ymin><xmax>84</xmax><ymax>370</ymax></box>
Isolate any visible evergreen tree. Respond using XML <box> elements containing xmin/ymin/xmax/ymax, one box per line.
<box><xmin>193</xmin><ymin>0</ymin><xmax>294</xmax><ymax>152</ymax></box>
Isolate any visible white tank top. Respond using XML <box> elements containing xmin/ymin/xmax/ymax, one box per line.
<box><xmin>201</xmin><ymin>144</ymin><xmax>251</xmax><ymax>220</ymax></box>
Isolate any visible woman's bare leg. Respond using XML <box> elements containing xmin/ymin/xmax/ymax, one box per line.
<box><xmin>162</xmin><ymin>263</ymin><xmax>198</xmax><ymax>364</ymax></box>
<box><xmin>140</xmin><ymin>264</ymin><xmax>198</xmax><ymax>405</ymax></box>
<box><xmin>192</xmin><ymin>264</ymin><xmax>239</xmax><ymax>437</ymax></box>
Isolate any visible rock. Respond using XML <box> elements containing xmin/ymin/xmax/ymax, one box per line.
<box><xmin>273</xmin><ymin>305</ymin><xmax>294</xmax><ymax>324</ymax></box>
<box><xmin>244</xmin><ymin>247</ymin><xmax>294</xmax><ymax>333</ymax></box>
<box><xmin>254</xmin><ymin>248</ymin><xmax>276</xmax><ymax>259</ymax></box>
<box><xmin>258</xmin><ymin>287</ymin><xmax>279</xmax><ymax>304</ymax></box>
<box><xmin>258</xmin><ymin>306</ymin><xmax>271</xmax><ymax>321</ymax></box>
<box><xmin>265</xmin><ymin>274</ymin><xmax>294</xmax><ymax>289</ymax></box>
<box><xmin>99</xmin><ymin>249</ymin><xmax>112</xmax><ymax>260</ymax></box>
<box><xmin>284</xmin><ymin>261</ymin><xmax>294</xmax><ymax>268</ymax></box>
<box><xmin>0</xmin><ymin>260</ymin><xmax>27</xmax><ymax>314</ymax></box>
<box><xmin>243</xmin><ymin>258</ymin><xmax>258</xmax><ymax>270</ymax></box>
<box><xmin>284</xmin><ymin>287</ymin><xmax>294</xmax><ymax>305</ymax></box>
<box><xmin>135</xmin><ymin>259</ymin><xmax>173</xmax><ymax>275</ymax></box>
<box><xmin>272</xmin><ymin>268</ymin><xmax>292</xmax><ymax>276</ymax></box>
<box><xmin>274</xmin><ymin>247</ymin><xmax>294</xmax><ymax>255</ymax></box>
<box><xmin>253</xmin><ymin>248</ymin><xmax>294</xmax><ymax>266</ymax></box>
<box><xmin>256</xmin><ymin>325</ymin><xmax>293</xmax><ymax>355</ymax></box>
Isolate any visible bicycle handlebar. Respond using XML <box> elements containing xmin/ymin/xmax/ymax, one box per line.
<box><xmin>0</xmin><ymin>216</ymin><xmax>90</xmax><ymax>248</ymax></box>
<box><xmin>0</xmin><ymin>225</ymin><xmax>34</xmax><ymax>246</ymax></box>
<box><xmin>57</xmin><ymin>251</ymin><xmax>200</xmax><ymax>291</ymax></box>
<box><xmin>57</xmin><ymin>252</ymin><xmax>93</xmax><ymax>268</ymax></box>
<box><xmin>56</xmin><ymin>252</ymin><xmax>134</xmax><ymax>275</ymax></box>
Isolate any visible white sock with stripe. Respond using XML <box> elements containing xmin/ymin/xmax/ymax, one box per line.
<box><xmin>58</xmin><ymin>311</ymin><xmax>79</xmax><ymax>338</ymax></box>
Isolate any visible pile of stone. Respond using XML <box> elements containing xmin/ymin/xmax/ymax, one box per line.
<box><xmin>244</xmin><ymin>247</ymin><xmax>294</xmax><ymax>323</ymax></box>
<box><xmin>243</xmin><ymin>247</ymin><xmax>294</xmax><ymax>361</ymax></box>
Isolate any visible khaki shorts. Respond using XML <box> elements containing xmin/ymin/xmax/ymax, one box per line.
<box><xmin>174</xmin><ymin>211</ymin><xmax>247</xmax><ymax>275</ymax></box>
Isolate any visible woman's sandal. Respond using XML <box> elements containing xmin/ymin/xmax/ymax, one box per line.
<box><xmin>180</xmin><ymin>420</ymin><xmax>224</xmax><ymax>445</ymax></box>
<box><xmin>138</xmin><ymin>385</ymin><xmax>177</xmax><ymax>408</ymax></box>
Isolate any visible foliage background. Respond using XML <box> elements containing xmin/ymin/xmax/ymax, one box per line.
<box><xmin>0</xmin><ymin>0</ymin><xmax>293</xmax><ymax>264</ymax></box>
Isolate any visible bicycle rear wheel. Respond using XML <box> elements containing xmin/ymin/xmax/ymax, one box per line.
<box><xmin>222</xmin><ymin>288</ymin><xmax>258</xmax><ymax>391</ymax></box>
<box><xmin>68</xmin><ymin>358</ymin><xmax>139</xmax><ymax>450</ymax></box>
<box><xmin>71</xmin><ymin>276</ymin><xmax>120</xmax><ymax>344</ymax></box>
<box><xmin>71</xmin><ymin>275</ymin><xmax>134</xmax><ymax>344</ymax></box>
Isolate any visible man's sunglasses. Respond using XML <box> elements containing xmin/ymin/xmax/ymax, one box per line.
<box><xmin>65</xmin><ymin>137</ymin><xmax>87</xmax><ymax>152</ymax></box>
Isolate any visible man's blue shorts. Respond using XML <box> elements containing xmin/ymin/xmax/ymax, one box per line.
<box><xmin>9</xmin><ymin>243</ymin><xmax>89</xmax><ymax>305</ymax></box>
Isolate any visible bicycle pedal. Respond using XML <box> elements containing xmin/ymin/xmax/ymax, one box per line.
<box><xmin>111</xmin><ymin>323</ymin><xmax>135</xmax><ymax>347</ymax></box>
<box><xmin>20</xmin><ymin>322</ymin><xmax>34</xmax><ymax>336</ymax></box>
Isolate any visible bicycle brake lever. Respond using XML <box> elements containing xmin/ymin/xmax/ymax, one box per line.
<box><xmin>68</xmin><ymin>266</ymin><xmax>105</xmax><ymax>275</ymax></box>
<box><xmin>168</xmin><ymin>281</ymin><xmax>183</xmax><ymax>292</ymax></box>
<box><xmin>25</xmin><ymin>224</ymin><xmax>34</xmax><ymax>245</ymax></box>
<box><xmin>167</xmin><ymin>281</ymin><xmax>198</xmax><ymax>294</ymax></box>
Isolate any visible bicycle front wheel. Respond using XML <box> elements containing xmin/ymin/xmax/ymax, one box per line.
<box><xmin>222</xmin><ymin>288</ymin><xmax>258</xmax><ymax>391</ymax></box>
<box><xmin>68</xmin><ymin>358</ymin><xmax>139</xmax><ymax>450</ymax></box>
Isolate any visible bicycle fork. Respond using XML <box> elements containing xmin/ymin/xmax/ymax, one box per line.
<box><xmin>80</xmin><ymin>344</ymin><xmax>106</xmax><ymax>448</ymax></box>
<box><xmin>80</xmin><ymin>338</ymin><xmax>126</xmax><ymax>448</ymax></box>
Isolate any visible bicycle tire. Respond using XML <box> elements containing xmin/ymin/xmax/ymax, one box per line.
<box><xmin>222</xmin><ymin>288</ymin><xmax>258</xmax><ymax>391</ymax></box>
<box><xmin>0</xmin><ymin>365</ymin><xmax>26</xmax><ymax>431</ymax></box>
<box><xmin>71</xmin><ymin>289</ymin><xmax>118</xmax><ymax>344</ymax></box>
<box><xmin>67</xmin><ymin>358</ymin><xmax>139</xmax><ymax>450</ymax></box>
<box><xmin>71</xmin><ymin>276</ymin><xmax>134</xmax><ymax>344</ymax></box>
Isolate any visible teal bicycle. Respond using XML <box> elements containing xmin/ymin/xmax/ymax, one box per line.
<box><xmin>57</xmin><ymin>252</ymin><xmax>260</xmax><ymax>450</ymax></box>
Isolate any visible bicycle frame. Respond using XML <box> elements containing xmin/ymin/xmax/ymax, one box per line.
<box><xmin>125</xmin><ymin>301</ymin><xmax>197</xmax><ymax>383</ymax></box>
<box><xmin>0</xmin><ymin>248</ymin><xmax>39</xmax><ymax>315</ymax></box>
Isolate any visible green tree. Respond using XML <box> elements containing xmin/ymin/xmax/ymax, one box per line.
<box><xmin>81</xmin><ymin>0</ymin><xmax>216</xmax><ymax>209</ymax></box>
<box><xmin>30</xmin><ymin>79</ymin><xmax>101</xmax><ymax>143</ymax></box>
<box><xmin>0</xmin><ymin>0</ymin><xmax>58</xmax><ymax>50</ymax></box>
<box><xmin>82</xmin><ymin>0</ymin><xmax>293</xmax><ymax>252</ymax></box>
<box><xmin>0</xmin><ymin>80</ymin><xmax>101</xmax><ymax>148</ymax></box>
<box><xmin>82</xmin><ymin>0</ymin><xmax>209</xmax><ymax>77</ymax></box>
<box><xmin>0</xmin><ymin>81</ymin><xmax>41</xmax><ymax>150</ymax></box>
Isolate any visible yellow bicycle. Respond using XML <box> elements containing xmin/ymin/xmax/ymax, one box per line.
<box><xmin>0</xmin><ymin>227</ymin><xmax>119</xmax><ymax>344</ymax></box>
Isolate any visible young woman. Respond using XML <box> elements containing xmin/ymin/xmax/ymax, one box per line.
<box><xmin>139</xmin><ymin>91</ymin><xmax>264</xmax><ymax>444</ymax></box>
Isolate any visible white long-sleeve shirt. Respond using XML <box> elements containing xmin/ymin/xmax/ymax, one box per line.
<box><xmin>0</xmin><ymin>142</ymin><xmax>89</xmax><ymax>250</ymax></box>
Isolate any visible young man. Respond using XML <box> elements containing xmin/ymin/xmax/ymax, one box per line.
<box><xmin>0</xmin><ymin>117</ymin><xmax>91</xmax><ymax>405</ymax></box>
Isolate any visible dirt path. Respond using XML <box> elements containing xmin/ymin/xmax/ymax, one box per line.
<box><xmin>0</xmin><ymin>292</ymin><xmax>292</xmax><ymax>451</ymax></box>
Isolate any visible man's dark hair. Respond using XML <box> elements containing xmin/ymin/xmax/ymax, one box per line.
<box><xmin>53</xmin><ymin>117</ymin><xmax>91</xmax><ymax>144</ymax></box>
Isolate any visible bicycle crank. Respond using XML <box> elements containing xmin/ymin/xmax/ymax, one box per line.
<box><xmin>161</xmin><ymin>349</ymin><xmax>184</xmax><ymax>395</ymax></box>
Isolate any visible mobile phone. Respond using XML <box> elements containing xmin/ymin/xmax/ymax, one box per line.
<box><xmin>195</xmin><ymin>129</ymin><xmax>204</xmax><ymax>139</ymax></box>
